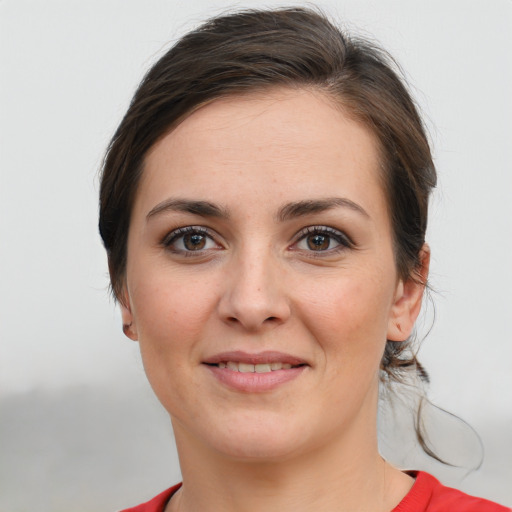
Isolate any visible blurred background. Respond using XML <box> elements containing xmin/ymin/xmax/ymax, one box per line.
<box><xmin>1</xmin><ymin>0</ymin><xmax>511</xmax><ymax>510</ymax></box>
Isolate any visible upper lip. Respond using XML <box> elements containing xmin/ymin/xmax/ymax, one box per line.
<box><xmin>203</xmin><ymin>350</ymin><xmax>307</xmax><ymax>366</ymax></box>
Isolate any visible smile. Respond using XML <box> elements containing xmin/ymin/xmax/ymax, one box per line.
<box><xmin>212</xmin><ymin>361</ymin><xmax>297</xmax><ymax>373</ymax></box>
<box><xmin>203</xmin><ymin>351</ymin><xmax>308</xmax><ymax>392</ymax></box>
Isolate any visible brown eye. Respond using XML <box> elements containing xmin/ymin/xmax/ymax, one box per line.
<box><xmin>294</xmin><ymin>226</ymin><xmax>352</xmax><ymax>254</ymax></box>
<box><xmin>163</xmin><ymin>227</ymin><xmax>220</xmax><ymax>254</ymax></box>
<box><xmin>183</xmin><ymin>233</ymin><xmax>206</xmax><ymax>250</ymax></box>
<box><xmin>306</xmin><ymin>234</ymin><xmax>330</xmax><ymax>251</ymax></box>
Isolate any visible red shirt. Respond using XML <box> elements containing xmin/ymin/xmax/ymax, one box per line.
<box><xmin>119</xmin><ymin>471</ymin><xmax>510</xmax><ymax>511</ymax></box>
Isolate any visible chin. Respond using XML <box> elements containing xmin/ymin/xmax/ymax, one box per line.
<box><xmin>182</xmin><ymin>410</ymin><xmax>312</xmax><ymax>462</ymax></box>
<box><xmin>215</xmin><ymin>432</ymin><xmax>306</xmax><ymax>462</ymax></box>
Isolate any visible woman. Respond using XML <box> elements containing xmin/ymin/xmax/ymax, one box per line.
<box><xmin>99</xmin><ymin>7</ymin><xmax>510</xmax><ymax>512</ymax></box>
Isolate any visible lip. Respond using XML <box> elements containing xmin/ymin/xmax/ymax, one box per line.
<box><xmin>203</xmin><ymin>351</ymin><xmax>308</xmax><ymax>393</ymax></box>
<box><xmin>203</xmin><ymin>350</ymin><xmax>307</xmax><ymax>366</ymax></box>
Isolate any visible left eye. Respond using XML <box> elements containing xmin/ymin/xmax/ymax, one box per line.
<box><xmin>294</xmin><ymin>227</ymin><xmax>351</xmax><ymax>252</ymax></box>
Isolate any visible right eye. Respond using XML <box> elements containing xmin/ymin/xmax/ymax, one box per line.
<box><xmin>162</xmin><ymin>226</ymin><xmax>221</xmax><ymax>254</ymax></box>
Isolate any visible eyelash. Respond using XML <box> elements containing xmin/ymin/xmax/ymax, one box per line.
<box><xmin>161</xmin><ymin>225</ymin><xmax>354</xmax><ymax>256</ymax></box>
<box><xmin>161</xmin><ymin>226</ymin><xmax>221</xmax><ymax>256</ymax></box>
<box><xmin>292</xmin><ymin>225</ymin><xmax>354</xmax><ymax>256</ymax></box>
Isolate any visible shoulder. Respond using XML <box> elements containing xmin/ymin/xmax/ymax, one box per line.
<box><xmin>118</xmin><ymin>483</ymin><xmax>182</xmax><ymax>512</ymax></box>
<box><xmin>393</xmin><ymin>471</ymin><xmax>510</xmax><ymax>512</ymax></box>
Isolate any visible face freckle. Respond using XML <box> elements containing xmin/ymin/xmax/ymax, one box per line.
<box><xmin>121</xmin><ymin>87</ymin><xmax>421</xmax><ymax>461</ymax></box>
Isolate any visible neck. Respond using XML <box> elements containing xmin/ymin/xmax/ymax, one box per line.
<box><xmin>167</xmin><ymin>407</ymin><xmax>413</xmax><ymax>512</ymax></box>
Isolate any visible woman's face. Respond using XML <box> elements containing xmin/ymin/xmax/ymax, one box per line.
<box><xmin>122</xmin><ymin>88</ymin><xmax>425</xmax><ymax>461</ymax></box>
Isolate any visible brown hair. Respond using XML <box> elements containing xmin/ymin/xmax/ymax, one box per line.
<box><xmin>99</xmin><ymin>7</ymin><xmax>436</xmax><ymax>393</ymax></box>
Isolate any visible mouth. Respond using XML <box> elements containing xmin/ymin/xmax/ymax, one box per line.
<box><xmin>205</xmin><ymin>361</ymin><xmax>304</xmax><ymax>373</ymax></box>
<box><xmin>202</xmin><ymin>351</ymin><xmax>308</xmax><ymax>392</ymax></box>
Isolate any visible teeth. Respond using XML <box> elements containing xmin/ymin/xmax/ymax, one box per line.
<box><xmin>255</xmin><ymin>363</ymin><xmax>271</xmax><ymax>373</ymax></box>
<box><xmin>218</xmin><ymin>361</ymin><xmax>296</xmax><ymax>373</ymax></box>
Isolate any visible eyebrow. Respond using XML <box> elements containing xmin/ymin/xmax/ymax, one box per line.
<box><xmin>277</xmin><ymin>197</ymin><xmax>370</xmax><ymax>222</ymax></box>
<box><xmin>146</xmin><ymin>198</ymin><xmax>230</xmax><ymax>220</ymax></box>
<box><xmin>146</xmin><ymin>196</ymin><xmax>369</xmax><ymax>222</ymax></box>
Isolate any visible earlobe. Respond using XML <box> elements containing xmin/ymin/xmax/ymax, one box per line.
<box><xmin>120</xmin><ymin>287</ymin><xmax>139</xmax><ymax>341</ymax></box>
<box><xmin>387</xmin><ymin>244</ymin><xmax>430</xmax><ymax>342</ymax></box>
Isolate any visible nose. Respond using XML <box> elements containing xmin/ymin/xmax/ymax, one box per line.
<box><xmin>217</xmin><ymin>249</ymin><xmax>291</xmax><ymax>332</ymax></box>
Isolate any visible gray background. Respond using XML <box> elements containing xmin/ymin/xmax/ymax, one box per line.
<box><xmin>1</xmin><ymin>0</ymin><xmax>511</xmax><ymax>510</ymax></box>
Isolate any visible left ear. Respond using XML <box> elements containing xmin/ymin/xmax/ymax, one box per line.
<box><xmin>387</xmin><ymin>244</ymin><xmax>430</xmax><ymax>342</ymax></box>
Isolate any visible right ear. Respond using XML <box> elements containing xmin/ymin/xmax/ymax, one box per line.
<box><xmin>120</xmin><ymin>286</ymin><xmax>138</xmax><ymax>341</ymax></box>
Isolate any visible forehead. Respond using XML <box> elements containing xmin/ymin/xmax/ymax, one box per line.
<box><xmin>138</xmin><ymin>88</ymin><xmax>387</xmax><ymax>220</ymax></box>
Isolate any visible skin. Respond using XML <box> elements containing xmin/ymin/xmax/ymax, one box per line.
<box><xmin>120</xmin><ymin>88</ymin><xmax>429</xmax><ymax>512</ymax></box>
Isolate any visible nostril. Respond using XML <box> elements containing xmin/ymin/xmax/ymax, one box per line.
<box><xmin>227</xmin><ymin>315</ymin><xmax>278</xmax><ymax>324</ymax></box>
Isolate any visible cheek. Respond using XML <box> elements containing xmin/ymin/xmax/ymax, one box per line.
<box><xmin>128</xmin><ymin>272</ymin><xmax>220</xmax><ymax>419</ymax></box>
<box><xmin>296</xmin><ymin>271</ymin><xmax>394</xmax><ymax>365</ymax></box>
<box><xmin>129</xmin><ymin>269</ymin><xmax>220</xmax><ymax>358</ymax></box>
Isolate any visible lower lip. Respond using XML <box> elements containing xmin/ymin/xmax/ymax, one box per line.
<box><xmin>204</xmin><ymin>365</ymin><xmax>307</xmax><ymax>392</ymax></box>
